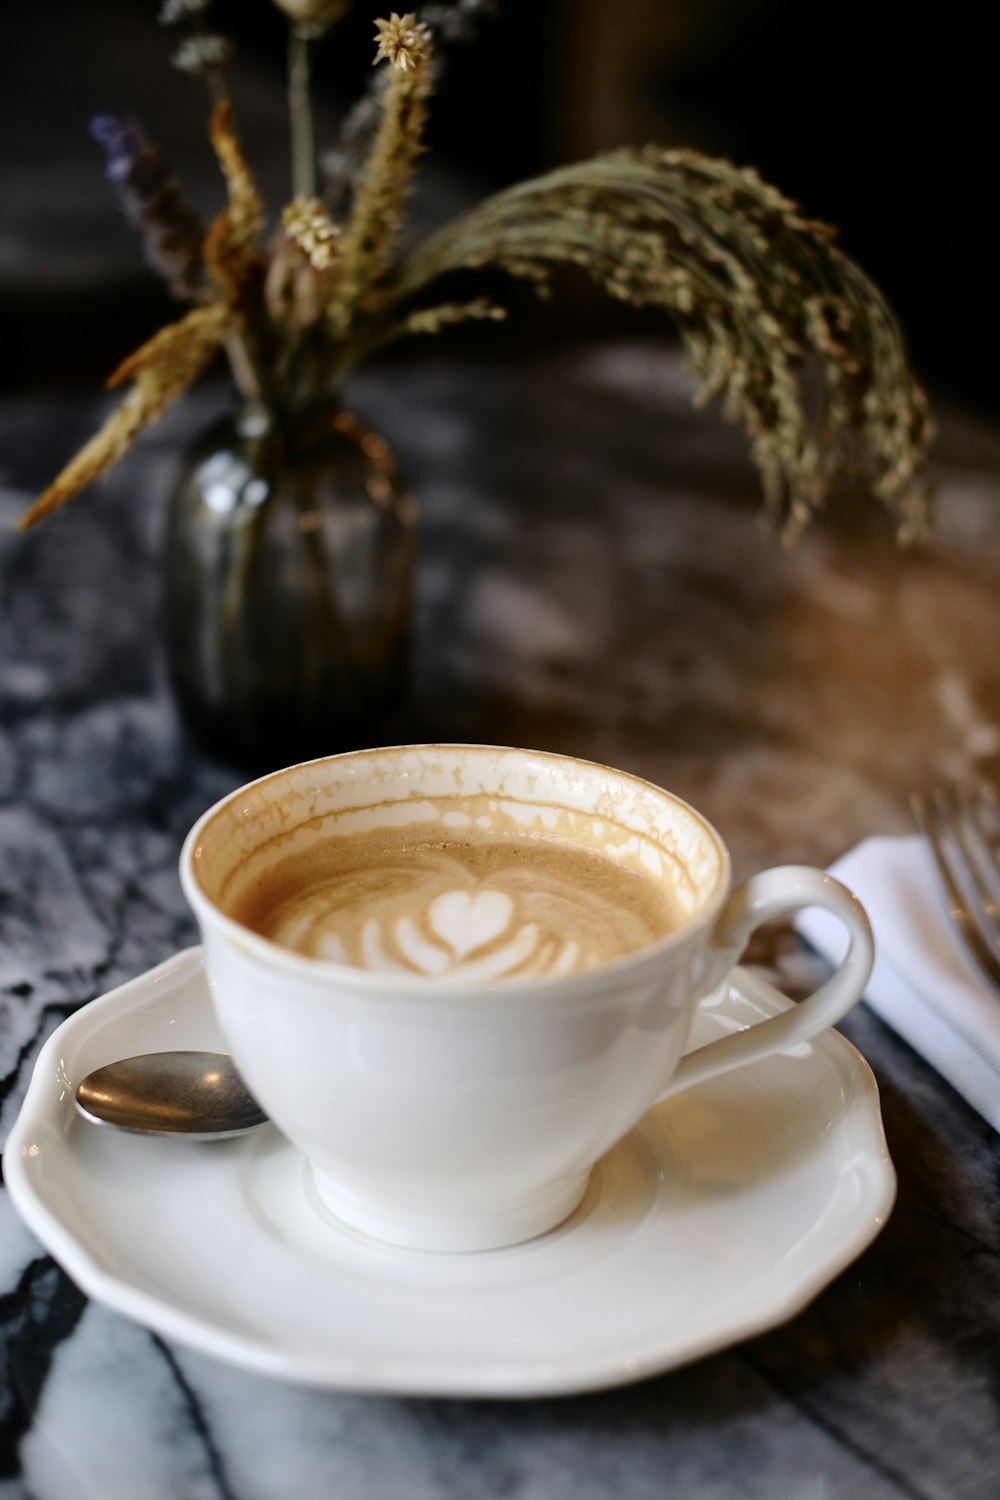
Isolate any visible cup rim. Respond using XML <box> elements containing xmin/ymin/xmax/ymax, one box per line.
<box><xmin>179</xmin><ymin>744</ymin><xmax>732</xmax><ymax>1000</ymax></box>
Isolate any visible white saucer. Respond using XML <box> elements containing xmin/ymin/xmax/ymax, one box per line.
<box><xmin>5</xmin><ymin>948</ymin><xmax>895</xmax><ymax>1398</ymax></box>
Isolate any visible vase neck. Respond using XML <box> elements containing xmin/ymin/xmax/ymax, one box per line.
<box><xmin>235</xmin><ymin>396</ymin><xmax>352</xmax><ymax>457</ymax></box>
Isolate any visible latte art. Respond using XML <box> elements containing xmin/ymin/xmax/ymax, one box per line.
<box><xmin>231</xmin><ymin>823</ymin><xmax>684</xmax><ymax>980</ymax></box>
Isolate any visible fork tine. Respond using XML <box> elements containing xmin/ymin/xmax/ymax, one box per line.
<box><xmin>957</xmin><ymin>784</ymin><xmax>1000</xmax><ymax>913</ymax></box>
<box><xmin>910</xmin><ymin>789</ymin><xmax>1000</xmax><ymax>991</ymax></box>
<box><xmin>974</xmin><ymin>778</ymin><xmax>1000</xmax><ymax>842</ymax></box>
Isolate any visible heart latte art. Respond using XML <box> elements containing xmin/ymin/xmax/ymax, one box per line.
<box><xmin>230</xmin><ymin>821</ymin><xmax>684</xmax><ymax>980</ymax></box>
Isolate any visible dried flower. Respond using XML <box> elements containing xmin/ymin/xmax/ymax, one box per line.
<box><xmin>172</xmin><ymin>34</ymin><xmax>233</xmax><ymax>77</ymax></box>
<box><xmin>397</xmin><ymin>297</ymin><xmax>506</xmax><ymax>337</ymax></box>
<box><xmin>24</xmin><ymin>1</ymin><xmax>932</xmax><ymax>537</ymax></box>
<box><xmin>266</xmin><ymin>235</ymin><xmax>332</xmax><ymax>330</ymax></box>
<box><xmin>19</xmin><ymin>304</ymin><xmax>233</xmax><ymax>530</ymax></box>
<box><xmin>282</xmin><ymin>197</ymin><xmax>339</xmax><ymax>270</ymax></box>
<box><xmin>90</xmin><ymin>115</ymin><xmax>206</xmax><ymax>302</ymax></box>
<box><xmin>204</xmin><ymin>102</ymin><xmax>265</xmax><ymax>311</ymax></box>
<box><xmin>208</xmin><ymin>101</ymin><xmax>263</xmax><ymax>250</ymax></box>
<box><xmin>327</xmin><ymin>16</ymin><xmax>433</xmax><ymax>335</ymax></box>
<box><xmin>105</xmin><ymin>303</ymin><xmax>229</xmax><ymax>388</ymax></box>
<box><xmin>271</xmin><ymin>0</ymin><xmax>350</xmax><ymax>30</ymax></box>
<box><xmin>322</xmin><ymin>2</ymin><xmax>493</xmax><ymax>212</ymax></box>
<box><xmin>159</xmin><ymin>0</ymin><xmax>213</xmax><ymax>24</ymax></box>
<box><xmin>394</xmin><ymin>149</ymin><xmax>933</xmax><ymax>534</ymax></box>
<box><xmin>374</xmin><ymin>13</ymin><xmax>431</xmax><ymax>71</ymax></box>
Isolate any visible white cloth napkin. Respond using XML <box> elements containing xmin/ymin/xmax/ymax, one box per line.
<box><xmin>795</xmin><ymin>835</ymin><xmax>1000</xmax><ymax>1133</ymax></box>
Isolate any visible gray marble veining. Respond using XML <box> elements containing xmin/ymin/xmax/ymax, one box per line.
<box><xmin>2</xmin><ymin>345</ymin><xmax>1000</xmax><ymax>1497</ymax></box>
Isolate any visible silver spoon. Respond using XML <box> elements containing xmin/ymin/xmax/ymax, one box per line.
<box><xmin>75</xmin><ymin>1051</ymin><xmax>269</xmax><ymax>1140</ymax></box>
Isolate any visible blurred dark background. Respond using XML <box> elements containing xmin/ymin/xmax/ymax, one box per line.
<box><xmin>0</xmin><ymin>0</ymin><xmax>989</xmax><ymax>408</ymax></box>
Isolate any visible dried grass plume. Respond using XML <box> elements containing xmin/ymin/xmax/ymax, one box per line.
<box><xmin>19</xmin><ymin>304</ymin><xmax>233</xmax><ymax>530</ymax></box>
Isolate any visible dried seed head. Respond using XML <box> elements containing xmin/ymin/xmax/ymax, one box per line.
<box><xmin>172</xmin><ymin>35</ymin><xmax>233</xmax><ymax>76</ymax></box>
<box><xmin>271</xmin><ymin>0</ymin><xmax>350</xmax><ymax>31</ymax></box>
<box><xmin>373</xmin><ymin>12</ymin><xmax>431</xmax><ymax>71</ymax></box>
<box><xmin>159</xmin><ymin>0</ymin><xmax>213</xmax><ymax>24</ymax></box>
<box><xmin>265</xmin><ymin>235</ymin><xmax>331</xmax><ymax>330</ymax></box>
<box><xmin>282</xmin><ymin>197</ymin><xmax>340</xmax><ymax>270</ymax></box>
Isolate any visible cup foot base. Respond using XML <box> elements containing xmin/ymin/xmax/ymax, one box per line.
<box><xmin>308</xmin><ymin>1168</ymin><xmax>593</xmax><ymax>1253</ymax></box>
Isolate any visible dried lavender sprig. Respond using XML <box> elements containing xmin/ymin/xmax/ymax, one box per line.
<box><xmin>90</xmin><ymin>115</ymin><xmax>207</xmax><ymax>303</ymax></box>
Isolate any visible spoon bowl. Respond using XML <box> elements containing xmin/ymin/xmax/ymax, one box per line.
<box><xmin>75</xmin><ymin>1051</ymin><xmax>269</xmax><ymax>1140</ymax></box>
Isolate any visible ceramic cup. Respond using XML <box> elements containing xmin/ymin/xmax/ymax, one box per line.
<box><xmin>180</xmin><ymin>745</ymin><xmax>874</xmax><ymax>1252</ymax></box>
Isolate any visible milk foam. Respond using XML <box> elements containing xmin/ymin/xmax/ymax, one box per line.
<box><xmin>231</xmin><ymin>820</ymin><xmax>684</xmax><ymax>980</ymax></box>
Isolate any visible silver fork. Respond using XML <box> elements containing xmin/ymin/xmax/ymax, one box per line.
<box><xmin>910</xmin><ymin>781</ymin><xmax>1000</xmax><ymax>992</ymax></box>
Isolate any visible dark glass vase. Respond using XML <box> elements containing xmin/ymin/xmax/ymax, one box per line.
<box><xmin>165</xmin><ymin>403</ymin><xmax>416</xmax><ymax>769</ymax></box>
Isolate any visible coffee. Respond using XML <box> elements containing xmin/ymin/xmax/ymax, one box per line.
<box><xmin>229</xmin><ymin>812</ymin><xmax>686</xmax><ymax>981</ymax></box>
<box><xmin>184</xmin><ymin>745</ymin><xmax>872</xmax><ymax>1251</ymax></box>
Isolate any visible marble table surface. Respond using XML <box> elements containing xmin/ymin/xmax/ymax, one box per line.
<box><xmin>2</xmin><ymin>343</ymin><xmax>999</xmax><ymax>1497</ymax></box>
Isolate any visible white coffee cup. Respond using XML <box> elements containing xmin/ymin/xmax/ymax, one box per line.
<box><xmin>180</xmin><ymin>745</ymin><xmax>873</xmax><ymax>1252</ymax></box>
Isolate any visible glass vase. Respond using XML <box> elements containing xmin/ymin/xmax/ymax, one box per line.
<box><xmin>165</xmin><ymin>403</ymin><xmax>416</xmax><ymax>769</ymax></box>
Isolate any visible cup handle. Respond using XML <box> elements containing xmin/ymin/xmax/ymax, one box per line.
<box><xmin>657</xmin><ymin>866</ymin><xmax>874</xmax><ymax>1102</ymax></box>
